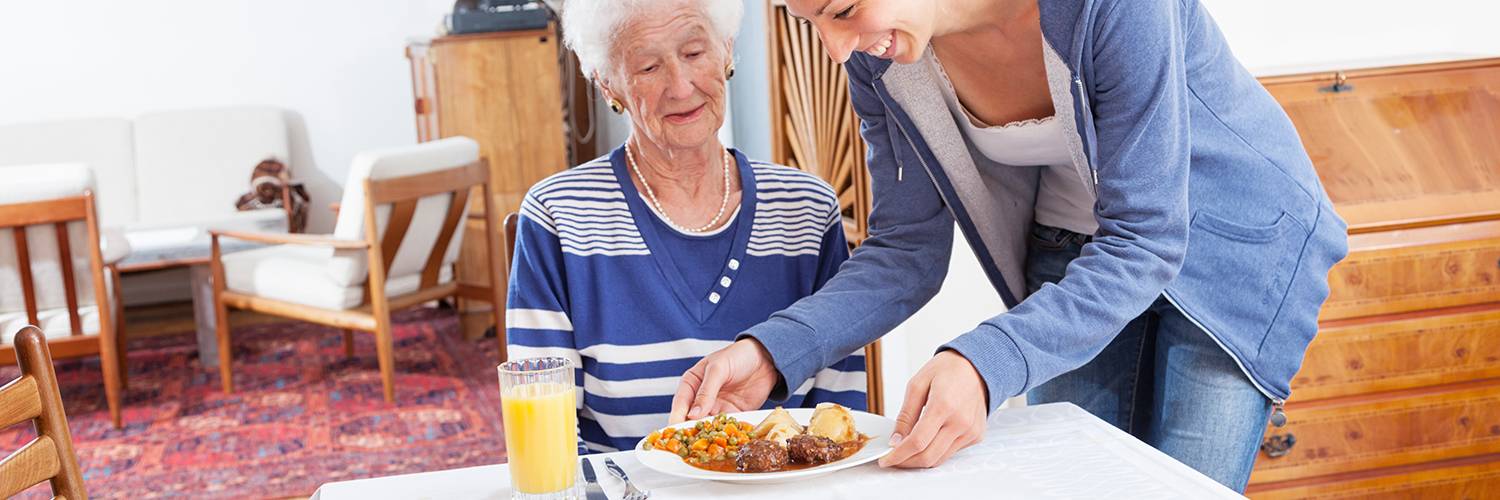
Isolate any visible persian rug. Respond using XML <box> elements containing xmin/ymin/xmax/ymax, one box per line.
<box><xmin>2</xmin><ymin>307</ymin><xmax>508</xmax><ymax>499</ymax></box>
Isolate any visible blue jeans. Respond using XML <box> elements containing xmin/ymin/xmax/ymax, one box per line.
<box><xmin>1024</xmin><ymin>224</ymin><xmax>1272</xmax><ymax>493</ymax></box>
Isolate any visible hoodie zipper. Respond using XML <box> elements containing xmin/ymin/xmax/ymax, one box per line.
<box><xmin>1161</xmin><ymin>292</ymin><xmax>1288</xmax><ymax>412</ymax></box>
<box><xmin>880</xmin><ymin>84</ymin><xmax>934</xmax><ymax>192</ymax></box>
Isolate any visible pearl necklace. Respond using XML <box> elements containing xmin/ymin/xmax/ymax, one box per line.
<box><xmin>626</xmin><ymin>143</ymin><xmax>733</xmax><ymax>233</ymax></box>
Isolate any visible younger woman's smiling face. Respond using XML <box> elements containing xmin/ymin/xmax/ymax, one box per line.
<box><xmin>782</xmin><ymin>0</ymin><xmax>938</xmax><ymax>65</ymax></box>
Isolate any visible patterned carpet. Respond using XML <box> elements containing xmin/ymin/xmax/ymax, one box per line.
<box><xmin>2</xmin><ymin>307</ymin><xmax>508</xmax><ymax>499</ymax></box>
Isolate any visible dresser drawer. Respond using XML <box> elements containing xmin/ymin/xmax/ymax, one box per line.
<box><xmin>1292</xmin><ymin>304</ymin><xmax>1500</xmax><ymax>401</ymax></box>
<box><xmin>1321</xmin><ymin>235</ymin><xmax>1500</xmax><ymax>321</ymax></box>
<box><xmin>1249</xmin><ymin>382</ymin><xmax>1500</xmax><ymax>484</ymax></box>
<box><xmin>1249</xmin><ymin>456</ymin><xmax>1500</xmax><ymax>499</ymax></box>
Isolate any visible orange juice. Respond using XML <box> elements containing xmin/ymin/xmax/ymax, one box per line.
<box><xmin>501</xmin><ymin>382</ymin><xmax>578</xmax><ymax>494</ymax></box>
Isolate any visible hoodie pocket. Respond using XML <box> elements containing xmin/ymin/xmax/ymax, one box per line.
<box><xmin>1182</xmin><ymin>210</ymin><xmax>1308</xmax><ymax>335</ymax></box>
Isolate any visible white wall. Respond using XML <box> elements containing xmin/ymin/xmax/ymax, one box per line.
<box><xmin>875</xmin><ymin>0</ymin><xmax>1500</xmax><ymax>417</ymax></box>
<box><xmin>0</xmin><ymin>0</ymin><xmax>459</xmax><ymax>302</ymax></box>
<box><xmin>0</xmin><ymin>0</ymin><xmax>458</xmax><ymax>234</ymax></box>
<box><xmin>1202</xmin><ymin>0</ymin><xmax>1500</xmax><ymax>75</ymax></box>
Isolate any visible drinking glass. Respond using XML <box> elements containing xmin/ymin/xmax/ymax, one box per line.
<box><xmin>499</xmin><ymin>357</ymin><xmax>580</xmax><ymax>500</ymax></box>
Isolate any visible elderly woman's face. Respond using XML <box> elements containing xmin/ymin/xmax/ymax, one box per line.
<box><xmin>607</xmin><ymin>11</ymin><xmax>729</xmax><ymax>151</ymax></box>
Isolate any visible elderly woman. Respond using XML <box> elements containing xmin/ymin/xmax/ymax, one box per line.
<box><xmin>505</xmin><ymin>0</ymin><xmax>866</xmax><ymax>453</ymax></box>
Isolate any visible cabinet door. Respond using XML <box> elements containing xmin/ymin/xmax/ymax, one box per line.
<box><xmin>431</xmin><ymin>30</ymin><xmax>569</xmax><ymax>215</ymax></box>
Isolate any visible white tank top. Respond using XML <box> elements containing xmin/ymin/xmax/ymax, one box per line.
<box><xmin>933</xmin><ymin>58</ymin><xmax>1099</xmax><ymax>235</ymax></box>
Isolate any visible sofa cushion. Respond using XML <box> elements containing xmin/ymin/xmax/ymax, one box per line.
<box><xmin>0</xmin><ymin>118</ymin><xmax>139</xmax><ymax>226</ymax></box>
<box><xmin>133</xmin><ymin>107</ymin><xmax>289</xmax><ymax>227</ymax></box>
<box><xmin>101</xmin><ymin>228</ymin><xmax>131</xmax><ymax>265</ymax></box>
<box><xmin>221</xmin><ymin>244</ymin><xmax>453</xmax><ymax>311</ymax></box>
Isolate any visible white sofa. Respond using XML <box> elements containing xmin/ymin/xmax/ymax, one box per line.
<box><xmin>0</xmin><ymin>107</ymin><xmax>296</xmax><ymax>270</ymax></box>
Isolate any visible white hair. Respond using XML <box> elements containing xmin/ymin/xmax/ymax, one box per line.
<box><xmin>558</xmin><ymin>0</ymin><xmax>743</xmax><ymax>80</ymax></box>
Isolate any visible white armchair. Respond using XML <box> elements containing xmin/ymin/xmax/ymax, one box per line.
<box><xmin>0</xmin><ymin>163</ymin><xmax>131</xmax><ymax>427</ymax></box>
<box><xmin>209</xmin><ymin>137</ymin><xmax>505</xmax><ymax>403</ymax></box>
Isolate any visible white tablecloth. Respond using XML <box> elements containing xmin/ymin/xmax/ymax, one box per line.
<box><xmin>312</xmin><ymin>403</ymin><xmax>1241</xmax><ymax>499</ymax></box>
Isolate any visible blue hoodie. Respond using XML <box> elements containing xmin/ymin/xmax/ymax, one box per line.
<box><xmin>743</xmin><ymin>0</ymin><xmax>1350</xmax><ymax>409</ymax></box>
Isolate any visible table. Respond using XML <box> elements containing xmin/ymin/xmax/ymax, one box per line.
<box><xmin>118</xmin><ymin>227</ymin><xmax>270</xmax><ymax>367</ymax></box>
<box><xmin>313</xmin><ymin>403</ymin><xmax>1242</xmax><ymax>499</ymax></box>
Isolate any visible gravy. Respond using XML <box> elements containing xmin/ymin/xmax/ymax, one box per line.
<box><xmin>689</xmin><ymin>435</ymin><xmax>869</xmax><ymax>473</ymax></box>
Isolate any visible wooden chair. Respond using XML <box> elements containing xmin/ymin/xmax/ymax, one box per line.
<box><xmin>1</xmin><ymin>163</ymin><xmax>127</xmax><ymax>428</ymax></box>
<box><xmin>1</xmin><ymin>326</ymin><xmax>88</xmax><ymax>499</ymax></box>
<box><xmin>496</xmin><ymin>212</ymin><xmax>518</xmax><ymax>355</ymax></box>
<box><xmin>208</xmin><ymin>137</ymin><xmax>505</xmax><ymax>403</ymax></box>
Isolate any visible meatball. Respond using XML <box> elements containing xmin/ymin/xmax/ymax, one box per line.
<box><xmin>735</xmin><ymin>439</ymin><xmax>789</xmax><ymax>472</ymax></box>
<box><xmin>787</xmin><ymin>434</ymin><xmax>841</xmax><ymax>465</ymax></box>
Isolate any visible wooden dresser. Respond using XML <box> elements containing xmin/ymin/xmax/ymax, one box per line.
<box><xmin>1248</xmin><ymin>58</ymin><xmax>1500</xmax><ymax>498</ymax></box>
<box><xmin>406</xmin><ymin>28</ymin><xmax>570</xmax><ymax>343</ymax></box>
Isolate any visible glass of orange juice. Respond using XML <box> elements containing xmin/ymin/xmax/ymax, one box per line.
<box><xmin>499</xmin><ymin>357</ymin><xmax>581</xmax><ymax>500</ymax></box>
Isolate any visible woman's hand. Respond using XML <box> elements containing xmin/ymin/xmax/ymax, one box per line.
<box><xmin>878</xmin><ymin>350</ymin><xmax>990</xmax><ymax>468</ymax></box>
<box><xmin>669</xmin><ymin>339</ymin><xmax>781</xmax><ymax>423</ymax></box>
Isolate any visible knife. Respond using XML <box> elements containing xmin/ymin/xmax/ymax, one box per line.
<box><xmin>580</xmin><ymin>457</ymin><xmax>609</xmax><ymax>500</ymax></box>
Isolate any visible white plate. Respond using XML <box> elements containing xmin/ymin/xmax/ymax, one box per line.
<box><xmin>633</xmin><ymin>408</ymin><xmax>895</xmax><ymax>484</ymax></box>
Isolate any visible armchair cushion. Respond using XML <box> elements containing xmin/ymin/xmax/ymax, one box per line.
<box><xmin>220</xmin><ymin>243</ymin><xmax>453</xmax><ymax>311</ymax></box>
<box><xmin>326</xmin><ymin>137</ymin><xmax>478</xmax><ymax>287</ymax></box>
<box><xmin>1</xmin><ymin>306</ymin><xmax>102</xmax><ymax>343</ymax></box>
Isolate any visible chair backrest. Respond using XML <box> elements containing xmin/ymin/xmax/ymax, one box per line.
<box><xmin>0</xmin><ymin>326</ymin><xmax>87</xmax><ymax>499</ymax></box>
<box><xmin>503</xmin><ymin>212</ymin><xmax>519</xmax><ymax>272</ymax></box>
<box><xmin>327</xmin><ymin>137</ymin><xmax>482</xmax><ymax>290</ymax></box>
<box><xmin>0</xmin><ymin>164</ymin><xmax>112</xmax><ymax>342</ymax></box>
<box><xmin>132</xmin><ymin>107</ymin><xmax>290</xmax><ymax>226</ymax></box>
<box><xmin>0</xmin><ymin>118</ymin><xmax>138</xmax><ymax>227</ymax></box>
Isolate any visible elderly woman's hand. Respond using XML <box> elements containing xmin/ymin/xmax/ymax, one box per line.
<box><xmin>669</xmin><ymin>339</ymin><xmax>780</xmax><ymax>423</ymax></box>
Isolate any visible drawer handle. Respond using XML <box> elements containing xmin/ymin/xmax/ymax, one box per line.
<box><xmin>1262</xmin><ymin>433</ymin><xmax>1297</xmax><ymax>458</ymax></box>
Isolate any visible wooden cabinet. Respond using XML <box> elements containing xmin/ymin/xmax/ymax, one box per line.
<box><xmin>1248</xmin><ymin>58</ymin><xmax>1500</xmax><ymax>497</ymax></box>
<box><xmin>406</xmin><ymin>29</ymin><xmax>569</xmax><ymax>341</ymax></box>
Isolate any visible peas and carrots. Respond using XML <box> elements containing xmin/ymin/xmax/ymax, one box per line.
<box><xmin>644</xmin><ymin>413</ymin><xmax>748</xmax><ymax>464</ymax></box>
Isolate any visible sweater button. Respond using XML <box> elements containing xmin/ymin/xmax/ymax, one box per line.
<box><xmin>709</xmin><ymin>292</ymin><xmax>721</xmax><ymax>304</ymax></box>
<box><xmin>720</xmin><ymin>276</ymin><xmax>732</xmax><ymax>288</ymax></box>
<box><xmin>728</xmin><ymin>259</ymin><xmax>740</xmax><ymax>270</ymax></box>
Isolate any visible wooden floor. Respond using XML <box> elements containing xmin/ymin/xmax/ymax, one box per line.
<box><xmin>120</xmin><ymin>301</ymin><xmax>281</xmax><ymax>340</ymax></box>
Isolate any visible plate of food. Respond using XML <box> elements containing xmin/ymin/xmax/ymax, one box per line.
<box><xmin>634</xmin><ymin>403</ymin><xmax>894</xmax><ymax>483</ymax></box>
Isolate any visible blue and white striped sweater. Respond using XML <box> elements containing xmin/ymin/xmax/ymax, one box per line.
<box><xmin>507</xmin><ymin>147</ymin><xmax>866</xmax><ymax>453</ymax></box>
